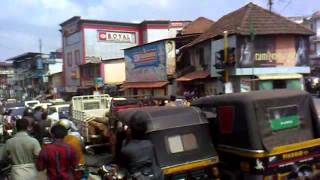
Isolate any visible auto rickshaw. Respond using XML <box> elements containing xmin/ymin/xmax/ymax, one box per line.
<box><xmin>112</xmin><ymin>106</ymin><xmax>220</xmax><ymax>179</ymax></box>
<box><xmin>192</xmin><ymin>89</ymin><xmax>320</xmax><ymax>180</ymax></box>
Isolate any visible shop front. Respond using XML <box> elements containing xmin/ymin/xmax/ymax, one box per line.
<box><xmin>239</xmin><ymin>73</ymin><xmax>304</xmax><ymax>92</ymax></box>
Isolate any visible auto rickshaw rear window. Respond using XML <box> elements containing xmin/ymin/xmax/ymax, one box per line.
<box><xmin>167</xmin><ymin>133</ymin><xmax>198</xmax><ymax>153</ymax></box>
<box><xmin>267</xmin><ymin>105</ymin><xmax>300</xmax><ymax>131</ymax></box>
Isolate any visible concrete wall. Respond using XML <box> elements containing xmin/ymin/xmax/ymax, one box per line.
<box><xmin>102</xmin><ymin>60</ymin><xmax>125</xmax><ymax>84</ymax></box>
<box><xmin>145</xmin><ymin>29</ymin><xmax>169</xmax><ymax>43</ymax></box>
<box><xmin>63</xmin><ymin>31</ymin><xmax>82</xmax><ymax>90</ymax></box>
<box><xmin>84</xmin><ymin>28</ymin><xmax>138</xmax><ymax>60</ymax></box>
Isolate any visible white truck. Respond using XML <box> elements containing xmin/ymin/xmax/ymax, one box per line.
<box><xmin>72</xmin><ymin>94</ymin><xmax>111</xmax><ymax>144</ymax></box>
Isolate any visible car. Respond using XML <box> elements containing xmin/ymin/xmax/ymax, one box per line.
<box><xmin>110</xmin><ymin>97</ymin><xmax>142</xmax><ymax>112</ymax></box>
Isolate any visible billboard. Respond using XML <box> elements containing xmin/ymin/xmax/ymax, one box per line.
<box><xmin>165</xmin><ymin>40</ymin><xmax>176</xmax><ymax>75</ymax></box>
<box><xmin>238</xmin><ymin>36</ymin><xmax>309</xmax><ymax>68</ymax></box>
<box><xmin>125</xmin><ymin>41</ymin><xmax>167</xmax><ymax>82</ymax></box>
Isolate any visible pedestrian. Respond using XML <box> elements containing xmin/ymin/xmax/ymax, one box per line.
<box><xmin>0</xmin><ymin>118</ymin><xmax>41</xmax><ymax>180</ymax></box>
<box><xmin>33</xmin><ymin>111</ymin><xmax>51</xmax><ymax>144</ymax></box>
<box><xmin>120</xmin><ymin>112</ymin><xmax>163</xmax><ymax>180</ymax></box>
<box><xmin>36</xmin><ymin>124</ymin><xmax>78</xmax><ymax>180</ymax></box>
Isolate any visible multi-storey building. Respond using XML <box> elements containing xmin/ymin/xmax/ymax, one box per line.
<box><xmin>0</xmin><ymin>62</ymin><xmax>14</xmax><ymax>98</ymax></box>
<box><xmin>181</xmin><ymin>3</ymin><xmax>314</xmax><ymax>96</ymax></box>
<box><xmin>60</xmin><ymin>16</ymin><xmax>190</xmax><ymax>95</ymax></box>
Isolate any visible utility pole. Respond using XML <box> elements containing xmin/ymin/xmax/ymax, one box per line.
<box><xmin>268</xmin><ymin>0</ymin><xmax>273</xmax><ymax>12</ymax></box>
<box><xmin>39</xmin><ymin>38</ymin><xmax>42</xmax><ymax>53</ymax></box>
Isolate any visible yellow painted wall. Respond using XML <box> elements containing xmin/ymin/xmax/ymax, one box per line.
<box><xmin>103</xmin><ymin>60</ymin><xmax>125</xmax><ymax>84</ymax></box>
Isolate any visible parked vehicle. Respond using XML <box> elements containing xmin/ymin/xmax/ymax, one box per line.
<box><xmin>72</xmin><ymin>94</ymin><xmax>111</xmax><ymax>144</ymax></box>
<box><xmin>48</xmin><ymin>104</ymin><xmax>70</xmax><ymax>125</ymax></box>
<box><xmin>6</xmin><ymin>99</ymin><xmax>17</xmax><ymax>104</ymax></box>
<box><xmin>33</xmin><ymin>102</ymin><xmax>52</xmax><ymax>110</ymax></box>
<box><xmin>112</xmin><ymin>106</ymin><xmax>219</xmax><ymax>179</ymax></box>
<box><xmin>48</xmin><ymin>98</ymin><xmax>65</xmax><ymax>105</ymax></box>
<box><xmin>24</xmin><ymin>100</ymin><xmax>40</xmax><ymax>108</ymax></box>
<box><xmin>193</xmin><ymin>89</ymin><xmax>320</xmax><ymax>180</ymax></box>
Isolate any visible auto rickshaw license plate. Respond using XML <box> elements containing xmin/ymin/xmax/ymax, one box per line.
<box><xmin>282</xmin><ymin>150</ymin><xmax>308</xmax><ymax>160</ymax></box>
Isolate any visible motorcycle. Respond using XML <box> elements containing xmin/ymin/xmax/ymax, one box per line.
<box><xmin>98</xmin><ymin>164</ymin><xmax>127</xmax><ymax>180</ymax></box>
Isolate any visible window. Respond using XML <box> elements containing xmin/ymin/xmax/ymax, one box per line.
<box><xmin>273</xmin><ymin>80</ymin><xmax>286</xmax><ymax>89</ymax></box>
<box><xmin>83</xmin><ymin>101</ymin><xmax>100</xmax><ymax>110</ymax></box>
<box><xmin>67</xmin><ymin>52</ymin><xmax>72</xmax><ymax>66</ymax></box>
<box><xmin>198</xmin><ymin>48</ymin><xmax>205</xmax><ymax>66</ymax></box>
<box><xmin>268</xmin><ymin>105</ymin><xmax>300</xmax><ymax>131</ymax></box>
<box><xmin>167</xmin><ymin>133</ymin><xmax>198</xmax><ymax>154</ymax></box>
<box><xmin>74</xmin><ymin>50</ymin><xmax>81</xmax><ymax>65</ymax></box>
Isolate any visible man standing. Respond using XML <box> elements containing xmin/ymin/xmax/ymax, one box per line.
<box><xmin>36</xmin><ymin>124</ymin><xmax>78</xmax><ymax>180</ymax></box>
<box><xmin>0</xmin><ymin>118</ymin><xmax>41</xmax><ymax>180</ymax></box>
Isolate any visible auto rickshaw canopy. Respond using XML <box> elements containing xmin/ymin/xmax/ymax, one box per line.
<box><xmin>116</xmin><ymin>106</ymin><xmax>207</xmax><ymax>133</ymax></box>
<box><xmin>116</xmin><ymin>106</ymin><xmax>218</xmax><ymax>169</ymax></box>
<box><xmin>193</xmin><ymin>89</ymin><xmax>320</xmax><ymax>152</ymax></box>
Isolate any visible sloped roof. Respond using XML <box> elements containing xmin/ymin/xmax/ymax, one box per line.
<box><xmin>180</xmin><ymin>17</ymin><xmax>214</xmax><ymax>35</ymax></box>
<box><xmin>187</xmin><ymin>3</ymin><xmax>314</xmax><ymax>48</ymax></box>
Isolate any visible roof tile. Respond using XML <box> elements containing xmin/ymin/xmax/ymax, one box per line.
<box><xmin>187</xmin><ymin>3</ymin><xmax>314</xmax><ymax>47</ymax></box>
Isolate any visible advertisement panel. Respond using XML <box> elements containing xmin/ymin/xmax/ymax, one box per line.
<box><xmin>84</xmin><ymin>29</ymin><xmax>138</xmax><ymax>62</ymax></box>
<box><xmin>238</xmin><ymin>36</ymin><xmax>309</xmax><ymax>68</ymax></box>
<box><xmin>165</xmin><ymin>40</ymin><xmax>176</xmax><ymax>75</ymax></box>
<box><xmin>125</xmin><ymin>41</ymin><xmax>167</xmax><ymax>82</ymax></box>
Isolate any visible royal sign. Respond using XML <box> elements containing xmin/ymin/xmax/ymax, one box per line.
<box><xmin>98</xmin><ymin>31</ymin><xmax>136</xmax><ymax>43</ymax></box>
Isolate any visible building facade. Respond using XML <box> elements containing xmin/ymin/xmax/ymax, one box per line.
<box><xmin>0</xmin><ymin>62</ymin><xmax>14</xmax><ymax>98</ymax></box>
<box><xmin>122</xmin><ymin>17</ymin><xmax>214</xmax><ymax>96</ymax></box>
<box><xmin>7</xmin><ymin>52</ymin><xmax>47</xmax><ymax>99</ymax></box>
<box><xmin>60</xmin><ymin>16</ymin><xmax>189</xmax><ymax>95</ymax></box>
<box><xmin>182</xmin><ymin>3</ymin><xmax>314</xmax><ymax>96</ymax></box>
<box><xmin>310</xmin><ymin>12</ymin><xmax>320</xmax><ymax>70</ymax></box>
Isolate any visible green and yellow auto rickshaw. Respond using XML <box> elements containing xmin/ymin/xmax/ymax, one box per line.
<box><xmin>193</xmin><ymin>89</ymin><xmax>320</xmax><ymax>180</ymax></box>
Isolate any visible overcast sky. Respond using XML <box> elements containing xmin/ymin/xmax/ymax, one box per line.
<box><xmin>0</xmin><ymin>0</ymin><xmax>319</xmax><ymax>60</ymax></box>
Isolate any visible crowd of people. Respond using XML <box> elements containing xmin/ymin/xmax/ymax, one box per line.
<box><xmin>0</xmin><ymin>103</ymin><xmax>163</xmax><ymax>180</ymax></box>
<box><xmin>0</xmin><ymin>107</ymin><xmax>84</xmax><ymax>180</ymax></box>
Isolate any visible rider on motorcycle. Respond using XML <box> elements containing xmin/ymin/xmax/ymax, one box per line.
<box><xmin>58</xmin><ymin>119</ymin><xmax>85</xmax><ymax>165</ymax></box>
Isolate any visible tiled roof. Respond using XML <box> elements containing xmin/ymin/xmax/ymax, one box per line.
<box><xmin>187</xmin><ymin>3</ymin><xmax>314</xmax><ymax>47</ymax></box>
<box><xmin>180</xmin><ymin>17</ymin><xmax>214</xmax><ymax>35</ymax></box>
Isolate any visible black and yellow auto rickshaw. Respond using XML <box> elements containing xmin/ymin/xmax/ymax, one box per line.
<box><xmin>113</xmin><ymin>106</ymin><xmax>219</xmax><ymax>179</ymax></box>
<box><xmin>193</xmin><ymin>89</ymin><xmax>320</xmax><ymax>180</ymax></box>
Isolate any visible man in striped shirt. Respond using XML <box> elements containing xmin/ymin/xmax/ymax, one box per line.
<box><xmin>36</xmin><ymin>124</ymin><xmax>78</xmax><ymax>180</ymax></box>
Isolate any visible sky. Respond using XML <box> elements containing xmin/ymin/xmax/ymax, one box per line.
<box><xmin>0</xmin><ymin>0</ymin><xmax>319</xmax><ymax>60</ymax></box>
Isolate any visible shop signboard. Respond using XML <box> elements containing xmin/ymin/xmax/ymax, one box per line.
<box><xmin>125</xmin><ymin>41</ymin><xmax>167</xmax><ymax>82</ymax></box>
<box><xmin>95</xmin><ymin>77</ymin><xmax>104</xmax><ymax>87</ymax></box>
<box><xmin>238</xmin><ymin>36</ymin><xmax>309</xmax><ymax>68</ymax></box>
<box><xmin>98</xmin><ymin>31</ymin><xmax>136</xmax><ymax>43</ymax></box>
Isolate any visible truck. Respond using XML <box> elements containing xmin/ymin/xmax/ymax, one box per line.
<box><xmin>71</xmin><ymin>94</ymin><xmax>111</xmax><ymax>144</ymax></box>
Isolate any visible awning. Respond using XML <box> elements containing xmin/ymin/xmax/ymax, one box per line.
<box><xmin>176</xmin><ymin>71</ymin><xmax>209</xmax><ymax>81</ymax></box>
<box><xmin>256</xmin><ymin>73</ymin><xmax>302</xmax><ymax>80</ymax></box>
<box><xmin>122</xmin><ymin>81</ymin><xmax>168</xmax><ymax>89</ymax></box>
